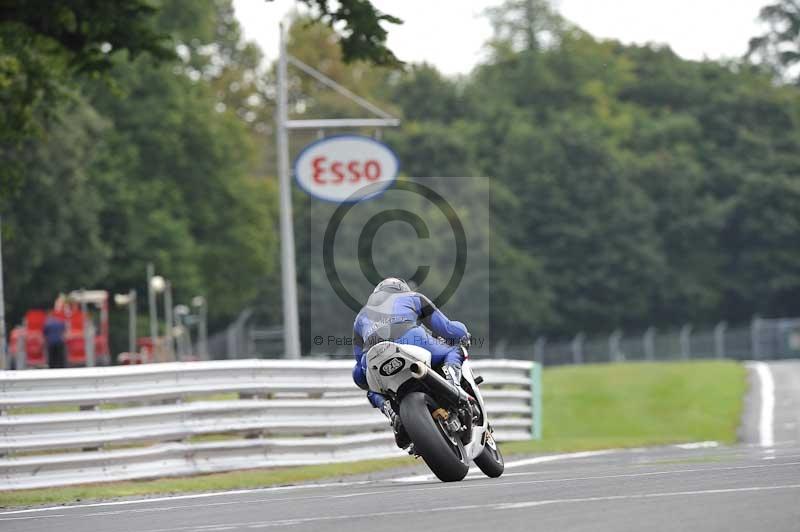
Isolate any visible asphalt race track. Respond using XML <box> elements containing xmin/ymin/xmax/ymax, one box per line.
<box><xmin>2</xmin><ymin>361</ymin><xmax>799</xmax><ymax>532</ymax></box>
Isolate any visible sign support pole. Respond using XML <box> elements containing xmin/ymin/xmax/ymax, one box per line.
<box><xmin>277</xmin><ymin>23</ymin><xmax>301</xmax><ymax>359</ymax></box>
<box><xmin>274</xmin><ymin>23</ymin><xmax>399</xmax><ymax>359</ymax></box>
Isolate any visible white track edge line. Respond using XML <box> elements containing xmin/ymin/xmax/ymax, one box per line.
<box><xmin>390</xmin><ymin>449</ymin><xmax>617</xmax><ymax>482</ymax></box>
<box><xmin>0</xmin><ymin>480</ymin><xmax>373</xmax><ymax>516</ymax></box>
<box><xmin>749</xmin><ymin>361</ymin><xmax>775</xmax><ymax>448</ymax></box>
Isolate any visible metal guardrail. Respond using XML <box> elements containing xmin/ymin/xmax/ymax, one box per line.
<box><xmin>0</xmin><ymin>359</ymin><xmax>540</xmax><ymax>490</ymax></box>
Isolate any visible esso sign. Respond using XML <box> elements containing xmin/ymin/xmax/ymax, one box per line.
<box><xmin>294</xmin><ymin>135</ymin><xmax>399</xmax><ymax>202</ymax></box>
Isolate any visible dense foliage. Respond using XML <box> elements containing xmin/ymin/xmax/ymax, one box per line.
<box><xmin>0</xmin><ymin>0</ymin><xmax>285</xmax><ymax>342</ymax></box>
<box><xmin>3</xmin><ymin>0</ymin><xmax>800</xmax><ymax>355</ymax></box>
<box><xmin>288</xmin><ymin>1</ymin><xmax>800</xmax><ymax>345</ymax></box>
<box><xmin>0</xmin><ymin>0</ymin><xmax>400</xmax><ymax>351</ymax></box>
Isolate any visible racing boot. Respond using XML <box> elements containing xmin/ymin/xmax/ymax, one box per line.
<box><xmin>443</xmin><ymin>363</ymin><xmax>479</xmax><ymax>416</ymax></box>
<box><xmin>442</xmin><ymin>363</ymin><xmax>463</xmax><ymax>390</ymax></box>
<box><xmin>381</xmin><ymin>402</ymin><xmax>411</xmax><ymax>449</ymax></box>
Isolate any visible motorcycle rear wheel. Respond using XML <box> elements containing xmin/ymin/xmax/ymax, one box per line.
<box><xmin>399</xmin><ymin>392</ymin><xmax>469</xmax><ymax>482</ymax></box>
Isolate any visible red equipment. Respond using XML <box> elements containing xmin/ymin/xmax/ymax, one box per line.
<box><xmin>12</xmin><ymin>291</ymin><xmax>111</xmax><ymax>368</ymax></box>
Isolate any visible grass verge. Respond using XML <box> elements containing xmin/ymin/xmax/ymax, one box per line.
<box><xmin>0</xmin><ymin>360</ymin><xmax>746</xmax><ymax>508</ymax></box>
<box><xmin>0</xmin><ymin>457</ymin><xmax>417</xmax><ymax>508</ymax></box>
<box><xmin>504</xmin><ymin>359</ymin><xmax>746</xmax><ymax>454</ymax></box>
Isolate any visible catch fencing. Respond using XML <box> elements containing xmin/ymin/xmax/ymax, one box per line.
<box><xmin>0</xmin><ymin>359</ymin><xmax>540</xmax><ymax>490</ymax></box>
<box><xmin>211</xmin><ymin>311</ymin><xmax>800</xmax><ymax>366</ymax></box>
<box><xmin>496</xmin><ymin>317</ymin><xmax>800</xmax><ymax>366</ymax></box>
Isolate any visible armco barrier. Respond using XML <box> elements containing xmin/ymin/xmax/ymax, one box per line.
<box><xmin>0</xmin><ymin>359</ymin><xmax>540</xmax><ymax>490</ymax></box>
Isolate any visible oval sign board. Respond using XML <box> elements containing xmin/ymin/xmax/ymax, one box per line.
<box><xmin>294</xmin><ymin>134</ymin><xmax>399</xmax><ymax>203</ymax></box>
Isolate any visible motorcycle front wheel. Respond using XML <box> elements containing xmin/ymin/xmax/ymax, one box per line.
<box><xmin>473</xmin><ymin>430</ymin><xmax>504</xmax><ymax>478</ymax></box>
<box><xmin>399</xmin><ymin>391</ymin><xmax>469</xmax><ymax>482</ymax></box>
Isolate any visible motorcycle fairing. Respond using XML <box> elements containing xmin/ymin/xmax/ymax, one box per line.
<box><xmin>365</xmin><ymin>341</ymin><xmax>431</xmax><ymax>395</ymax></box>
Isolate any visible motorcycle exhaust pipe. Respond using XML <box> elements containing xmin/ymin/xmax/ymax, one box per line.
<box><xmin>409</xmin><ymin>363</ymin><xmax>472</xmax><ymax>407</ymax></box>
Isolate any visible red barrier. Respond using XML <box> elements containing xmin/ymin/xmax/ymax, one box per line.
<box><xmin>24</xmin><ymin>310</ymin><xmax>47</xmax><ymax>367</ymax></box>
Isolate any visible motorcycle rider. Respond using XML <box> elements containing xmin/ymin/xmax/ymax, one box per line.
<box><xmin>351</xmin><ymin>277</ymin><xmax>471</xmax><ymax>448</ymax></box>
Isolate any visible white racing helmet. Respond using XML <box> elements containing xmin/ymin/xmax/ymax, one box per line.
<box><xmin>373</xmin><ymin>277</ymin><xmax>411</xmax><ymax>293</ymax></box>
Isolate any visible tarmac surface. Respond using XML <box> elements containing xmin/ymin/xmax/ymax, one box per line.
<box><xmin>2</xmin><ymin>360</ymin><xmax>798</xmax><ymax>532</ymax></box>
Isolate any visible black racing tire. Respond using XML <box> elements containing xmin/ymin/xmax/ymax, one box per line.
<box><xmin>399</xmin><ymin>392</ymin><xmax>469</xmax><ymax>482</ymax></box>
<box><xmin>473</xmin><ymin>432</ymin><xmax>504</xmax><ymax>478</ymax></box>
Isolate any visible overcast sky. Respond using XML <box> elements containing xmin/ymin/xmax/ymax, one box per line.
<box><xmin>232</xmin><ymin>0</ymin><xmax>768</xmax><ymax>75</ymax></box>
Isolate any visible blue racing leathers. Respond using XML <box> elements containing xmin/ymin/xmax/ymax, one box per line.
<box><xmin>351</xmin><ymin>289</ymin><xmax>469</xmax><ymax>409</ymax></box>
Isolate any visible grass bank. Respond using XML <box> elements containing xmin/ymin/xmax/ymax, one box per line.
<box><xmin>504</xmin><ymin>360</ymin><xmax>746</xmax><ymax>454</ymax></box>
<box><xmin>0</xmin><ymin>360</ymin><xmax>746</xmax><ymax>507</ymax></box>
<box><xmin>0</xmin><ymin>457</ymin><xmax>417</xmax><ymax>508</ymax></box>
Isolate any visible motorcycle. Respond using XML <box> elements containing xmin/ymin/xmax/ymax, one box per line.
<box><xmin>365</xmin><ymin>341</ymin><xmax>504</xmax><ymax>482</ymax></box>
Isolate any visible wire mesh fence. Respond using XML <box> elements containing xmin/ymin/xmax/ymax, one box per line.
<box><xmin>211</xmin><ymin>312</ymin><xmax>800</xmax><ymax>366</ymax></box>
<box><xmin>498</xmin><ymin>317</ymin><xmax>800</xmax><ymax>366</ymax></box>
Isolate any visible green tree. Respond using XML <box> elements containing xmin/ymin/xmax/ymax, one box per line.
<box><xmin>748</xmin><ymin>0</ymin><xmax>800</xmax><ymax>83</ymax></box>
<box><xmin>86</xmin><ymin>31</ymin><xmax>278</xmax><ymax>326</ymax></box>
<box><xmin>484</xmin><ymin>0</ymin><xmax>566</xmax><ymax>55</ymax></box>
<box><xmin>3</xmin><ymin>0</ymin><xmax>283</xmax><ymax>336</ymax></box>
<box><xmin>0</xmin><ymin>0</ymin><xmax>174</xmax><ymax>196</ymax></box>
<box><xmin>299</xmin><ymin>0</ymin><xmax>402</xmax><ymax>65</ymax></box>
<box><xmin>390</xmin><ymin>64</ymin><xmax>466</xmax><ymax>124</ymax></box>
<box><xmin>724</xmin><ymin>173</ymin><xmax>800</xmax><ymax>317</ymax></box>
<box><xmin>385</xmin><ymin>121</ymin><xmax>478</xmax><ymax>177</ymax></box>
<box><xmin>2</xmin><ymin>98</ymin><xmax>111</xmax><ymax>322</ymax></box>
<box><xmin>0</xmin><ymin>0</ymin><xmax>402</xmax><ymax>200</ymax></box>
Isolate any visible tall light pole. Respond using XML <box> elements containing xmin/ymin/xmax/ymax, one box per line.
<box><xmin>277</xmin><ymin>23</ymin><xmax>301</xmax><ymax>359</ymax></box>
<box><xmin>149</xmin><ymin>274</ymin><xmax>166</xmax><ymax>360</ymax></box>
<box><xmin>192</xmin><ymin>295</ymin><xmax>207</xmax><ymax>359</ymax></box>
<box><xmin>173</xmin><ymin>304</ymin><xmax>190</xmax><ymax>361</ymax></box>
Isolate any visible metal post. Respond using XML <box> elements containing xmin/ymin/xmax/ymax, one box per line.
<box><xmin>128</xmin><ymin>290</ymin><xmax>137</xmax><ymax>356</ymax></box>
<box><xmin>0</xmin><ymin>216</ymin><xmax>5</xmax><ymax>370</ymax></box>
<box><xmin>530</xmin><ymin>362</ymin><xmax>542</xmax><ymax>440</ymax></box>
<box><xmin>494</xmin><ymin>339</ymin><xmax>507</xmax><ymax>358</ymax></box>
<box><xmin>226</xmin><ymin>326</ymin><xmax>237</xmax><ymax>359</ymax></box>
<box><xmin>751</xmin><ymin>316</ymin><xmax>762</xmax><ymax>360</ymax></box>
<box><xmin>86</xmin><ymin>317</ymin><xmax>95</xmax><ymax>367</ymax></box>
<box><xmin>147</xmin><ymin>263</ymin><xmax>157</xmax><ymax>353</ymax></box>
<box><xmin>680</xmin><ymin>324</ymin><xmax>692</xmax><ymax>360</ymax></box>
<box><xmin>714</xmin><ymin>321</ymin><xmax>727</xmax><ymax>359</ymax></box>
<box><xmin>533</xmin><ymin>336</ymin><xmax>546</xmax><ymax>365</ymax></box>
<box><xmin>777</xmin><ymin>318</ymin><xmax>788</xmax><ymax>359</ymax></box>
<box><xmin>200</xmin><ymin>303</ymin><xmax>207</xmax><ymax>359</ymax></box>
<box><xmin>277</xmin><ymin>23</ymin><xmax>301</xmax><ymax>359</ymax></box>
<box><xmin>609</xmin><ymin>329</ymin><xmax>623</xmax><ymax>362</ymax></box>
<box><xmin>180</xmin><ymin>323</ymin><xmax>191</xmax><ymax>360</ymax></box>
<box><xmin>643</xmin><ymin>327</ymin><xmax>655</xmax><ymax>361</ymax></box>
<box><xmin>164</xmin><ymin>281</ymin><xmax>174</xmax><ymax>361</ymax></box>
<box><xmin>80</xmin><ymin>289</ymin><xmax>88</xmax><ymax>364</ymax></box>
<box><xmin>571</xmin><ymin>332</ymin><xmax>584</xmax><ymax>365</ymax></box>
<box><xmin>172</xmin><ymin>305</ymin><xmax>190</xmax><ymax>361</ymax></box>
<box><xmin>15</xmin><ymin>329</ymin><xmax>25</xmax><ymax>370</ymax></box>
<box><xmin>193</xmin><ymin>296</ymin><xmax>208</xmax><ymax>360</ymax></box>
<box><xmin>99</xmin><ymin>298</ymin><xmax>108</xmax><ymax>366</ymax></box>
<box><xmin>80</xmin><ymin>289</ymin><xmax>95</xmax><ymax>367</ymax></box>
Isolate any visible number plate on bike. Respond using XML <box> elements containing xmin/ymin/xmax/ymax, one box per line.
<box><xmin>379</xmin><ymin>357</ymin><xmax>406</xmax><ymax>376</ymax></box>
